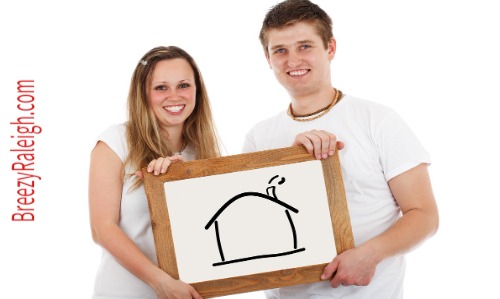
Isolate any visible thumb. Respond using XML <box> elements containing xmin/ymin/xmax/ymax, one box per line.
<box><xmin>135</xmin><ymin>169</ymin><xmax>144</xmax><ymax>180</ymax></box>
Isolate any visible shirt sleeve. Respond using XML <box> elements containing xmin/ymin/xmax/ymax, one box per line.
<box><xmin>96</xmin><ymin>123</ymin><xmax>127</xmax><ymax>162</ymax></box>
<box><xmin>375</xmin><ymin>112</ymin><xmax>431</xmax><ymax>181</ymax></box>
<box><xmin>241</xmin><ymin>127</ymin><xmax>258</xmax><ymax>154</ymax></box>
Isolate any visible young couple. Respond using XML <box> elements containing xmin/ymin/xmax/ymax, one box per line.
<box><xmin>88</xmin><ymin>1</ymin><xmax>439</xmax><ymax>298</ymax></box>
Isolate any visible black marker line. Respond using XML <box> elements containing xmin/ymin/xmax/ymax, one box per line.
<box><xmin>285</xmin><ymin>209</ymin><xmax>298</xmax><ymax>249</ymax></box>
<box><xmin>214</xmin><ymin>220</ymin><xmax>225</xmax><ymax>262</ymax></box>
<box><xmin>268</xmin><ymin>175</ymin><xmax>279</xmax><ymax>184</ymax></box>
<box><xmin>205</xmin><ymin>192</ymin><xmax>298</xmax><ymax>229</ymax></box>
<box><xmin>212</xmin><ymin>248</ymin><xmax>306</xmax><ymax>266</ymax></box>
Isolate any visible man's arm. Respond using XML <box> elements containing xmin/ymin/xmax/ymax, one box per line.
<box><xmin>322</xmin><ymin>163</ymin><xmax>439</xmax><ymax>287</ymax></box>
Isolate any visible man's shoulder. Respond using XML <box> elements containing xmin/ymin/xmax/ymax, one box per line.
<box><xmin>250</xmin><ymin>110</ymin><xmax>287</xmax><ymax>131</ymax></box>
<box><xmin>341</xmin><ymin>94</ymin><xmax>397</xmax><ymax>117</ymax></box>
<box><xmin>343</xmin><ymin>94</ymin><xmax>390</xmax><ymax>108</ymax></box>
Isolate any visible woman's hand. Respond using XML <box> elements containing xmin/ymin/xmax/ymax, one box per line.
<box><xmin>135</xmin><ymin>155</ymin><xmax>184</xmax><ymax>179</ymax></box>
<box><xmin>151</xmin><ymin>270</ymin><xmax>203</xmax><ymax>299</ymax></box>
<box><xmin>147</xmin><ymin>155</ymin><xmax>184</xmax><ymax>175</ymax></box>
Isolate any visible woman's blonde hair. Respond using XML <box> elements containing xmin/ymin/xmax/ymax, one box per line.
<box><xmin>125</xmin><ymin>46</ymin><xmax>221</xmax><ymax>188</ymax></box>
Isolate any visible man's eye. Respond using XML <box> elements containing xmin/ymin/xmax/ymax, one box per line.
<box><xmin>274</xmin><ymin>48</ymin><xmax>286</xmax><ymax>54</ymax></box>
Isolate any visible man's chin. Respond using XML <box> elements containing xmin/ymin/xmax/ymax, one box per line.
<box><xmin>287</xmin><ymin>85</ymin><xmax>315</xmax><ymax>97</ymax></box>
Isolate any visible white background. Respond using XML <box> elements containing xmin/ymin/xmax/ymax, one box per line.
<box><xmin>1</xmin><ymin>0</ymin><xmax>499</xmax><ymax>298</ymax></box>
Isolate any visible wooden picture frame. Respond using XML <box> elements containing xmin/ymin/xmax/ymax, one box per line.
<box><xmin>143</xmin><ymin>146</ymin><xmax>354</xmax><ymax>298</ymax></box>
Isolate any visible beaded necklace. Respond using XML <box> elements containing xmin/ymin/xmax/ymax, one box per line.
<box><xmin>287</xmin><ymin>88</ymin><xmax>342</xmax><ymax>122</ymax></box>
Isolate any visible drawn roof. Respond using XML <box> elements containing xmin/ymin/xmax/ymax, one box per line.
<box><xmin>204</xmin><ymin>191</ymin><xmax>298</xmax><ymax>230</ymax></box>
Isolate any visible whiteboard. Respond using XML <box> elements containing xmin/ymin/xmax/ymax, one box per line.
<box><xmin>166</xmin><ymin>160</ymin><xmax>336</xmax><ymax>283</ymax></box>
<box><xmin>143</xmin><ymin>146</ymin><xmax>354</xmax><ymax>298</ymax></box>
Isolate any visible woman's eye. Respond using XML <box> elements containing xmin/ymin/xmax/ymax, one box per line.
<box><xmin>179</xmin><ymin>83</ymin><xmax>190</xmax><ymax>89</ymax></box>
<box><xmin>154</xmin><ymin>85</ymin><xmax>167</xmax><ymax>90</ymax></box>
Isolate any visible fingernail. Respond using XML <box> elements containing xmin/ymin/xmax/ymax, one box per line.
<box><xmin>320</xmin><ymin>274</ymin><xmax>326</xmax><ymax>280</ymax></box>
<box><xmin>322</xmin><ymin>153</ymin><xmax>328</xmax><ymax>159</ymax></box>
<box><xmin>329</xmin><ymin>150</ymin><xmax>334</xmax><ymax>156</ymax></box>
<box><xmin>316</xmin><ymin>154</ymin><xmax>322</xmax><ymax>160</ymax></box>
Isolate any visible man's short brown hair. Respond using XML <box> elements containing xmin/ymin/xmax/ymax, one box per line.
<box><xmin>259</xmin><ymin>0</ymin><xmax>333</xmax><ymax>55</ymax></box>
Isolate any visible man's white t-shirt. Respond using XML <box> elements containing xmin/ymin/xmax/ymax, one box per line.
<box><xmin>243</xmin><ymin>95</ymin><xmax>431</xmax><ymax>299</ymax></box>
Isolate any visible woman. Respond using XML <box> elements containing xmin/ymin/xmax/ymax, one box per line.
<box><xmin>89</xmin><ymin>46</ymin><xmax>220</xmax><ymax>299</ymax></box>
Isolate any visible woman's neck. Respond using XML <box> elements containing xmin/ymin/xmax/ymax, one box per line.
<box><xmin>161</xmin><ymin>125</ymin><xmax>184</xmax><ymax>152</ymax></box>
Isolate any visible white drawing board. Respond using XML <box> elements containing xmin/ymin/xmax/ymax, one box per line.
<box><xmin>166</xmin><ymin>160</ymin><xmax>335</xmax><ymax>283</ymax></box>
<box><xmin>143</xmin><ymin>146</ymin><xmax>354</xmax><ymax>298</ymax></box>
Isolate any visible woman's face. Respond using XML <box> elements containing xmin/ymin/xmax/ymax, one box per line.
<box><xmin>148</xmin><ymin>58</ymin><xmax>196</xmax><ymax>133</ymax></box>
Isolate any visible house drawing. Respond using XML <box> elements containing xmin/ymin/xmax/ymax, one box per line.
<box><xmin>204</xmin><ymin>175</ymin><xmax>306</xmax><ymax>267</ymax></box>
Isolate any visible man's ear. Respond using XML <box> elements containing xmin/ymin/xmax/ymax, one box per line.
<box><xmin>327</xmin><ymin>37</ymin><xmax>336</xmax><ymax>61</ymax></box>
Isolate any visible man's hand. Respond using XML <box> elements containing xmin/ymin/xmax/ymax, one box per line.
<box><xmin>292</xmin><ymin>129</ymin><xmax>344</xmax><ymax>159</ymax></box>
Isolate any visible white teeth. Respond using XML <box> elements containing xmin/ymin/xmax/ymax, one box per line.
<box><xmin>289</xmin><ymin>70</ymin><xmax>308</xmax><ymax>76</ymax></box>
<box><xmin>164</xmin><ymin>105</ymin><xmax>184</xmax><ymax>112</ymax></box>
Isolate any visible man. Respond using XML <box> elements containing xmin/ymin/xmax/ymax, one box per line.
<box><xmin>242</xmin><ymin>0</ymin><xmax>439</xmax><ymax>298</ymax></box>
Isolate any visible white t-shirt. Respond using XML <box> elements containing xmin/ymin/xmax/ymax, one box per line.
<box><xmin>243</xmin><ymin>95</ymin><xmax>431</xmax><ymax>299</ymax></box>
<box><xmin>92</xmin><ymin>123</ymin><xmax>195</xmax><ymax>299</ymax></box>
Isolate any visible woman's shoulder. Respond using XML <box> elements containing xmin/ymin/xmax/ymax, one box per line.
<box><xmin>100</xmin><ymin>122</ymin><xmax>126</xmax><ymax>136</ymax></box>
<box><xmin>96</xmin><ymin>122</ymin><xmax>128</xmax><ymax>161</ymax></box>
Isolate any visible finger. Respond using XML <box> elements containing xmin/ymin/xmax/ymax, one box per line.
<box><xmin>330</xmin><ymin>274</ymin><xmax>344</xmax><ymax>288</ymax></box>
<box><xmin>318</xmin><ymin>130</ymin><xmax>337</xmax><ymax>158</ymax></box>
<box><xmin>189</xmin><ymin>286</ymin><xmax>203</xmax><ymax>299</ymax></box>
<box><xmin>293</xmin><ymin>131</ymin><xmax>335</xmax><ymax>160</ymax></box>
<box><xmin>148</xmin><ymin>157</ymin><xmax>168</xmax><ymax>175</ymax></box>
<box><xmin>292</xmin><ymin>134</ymin><xmax>315</xmax><ymax>155</ymax></box>
<box><xmin>337</xmin><ymin>140</ymin><xmax>345</xmax><ymax>151</ymax></box>
<box><xmin>147</xmin><ymin>159</ymin><xmax>158</xmax><ymax>173</ymax></box>
<box><xmin>329</xmin><ymin>133</ymin><xmax>339</xmax><ymax>157</ymax></box>
<box><xmin>152</xmin><ymin>158</ymin><xmax>164</xmax><ymax>175</ymax></box>
<box><xmin>308</xmin><ymin>131</ymin><xmax>325</xmax><ymax>159</ymax></box>
<box><xmin>157</xmin><ymin>158</ymin><xmax>172</xmax><ymax>175</ymax></box>
<box><xmin>321</xmin><ymin>258</ymin><xmax>339</xmax><ymax>281</ymax></box>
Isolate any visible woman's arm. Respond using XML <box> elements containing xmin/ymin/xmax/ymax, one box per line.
<box><xmin>89</xmin><ymin>141</ymin><xmax>201</xmax><ymax>299</ymax></box>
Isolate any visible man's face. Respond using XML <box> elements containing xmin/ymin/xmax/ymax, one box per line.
<box><xmin>266</xmin><ymin>21</ymin><xmax>335</xmax><ymax>98</ymax></box>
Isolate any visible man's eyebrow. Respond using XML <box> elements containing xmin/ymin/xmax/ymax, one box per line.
<box><xmin>270</xmin><ymin>40</ymin><xmax>316</xmax><ymax>51</ymax></box>
<box><xmin>269</xmin><ymin>44</ymin><xmax>285</xmax><ymax>51</ymax></box>
<box><xmin>297</xmin><ymin>39</ymin><xmax>315</xmax><ymax>45</ymax></box>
